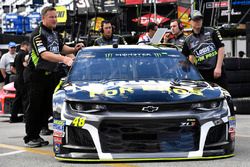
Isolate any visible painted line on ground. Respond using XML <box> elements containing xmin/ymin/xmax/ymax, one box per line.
<box><xmin>0</xmin><ymin>150</ymin><xmax>26</xmax><ymax>157</ymax></box>
<box><xmin>0</xmin><ymin>143</ymin><xmax>138</xmax><ymax>167</ymax></box>
<box><xmin>0</xmin><ymin>144</ymin><xmax>54</xmax><ymax>157</ymax></box>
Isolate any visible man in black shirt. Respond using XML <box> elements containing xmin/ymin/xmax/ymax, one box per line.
<box><xmin>94</xmin><ymin>20</ymin><xmax>127</xmax><ymax>46</ymax></box>
<box><xmin>10</xmin><ymin>41</ymin><xmax>29</xmax><ymax>123</ymax></box>
<box><xmin>163</xmin><ymin>19</ymin><xmax>186</xmax><ymax>50</ymax></box>
<box><xmin>182</xmin><ymin>10</ymin><xmax>227</xmax><ymax>89</ymax></box>
<box><xmin>23</xmin><ymin>6</ymin><xmax>84</xmax><ymax>147</ymax></box>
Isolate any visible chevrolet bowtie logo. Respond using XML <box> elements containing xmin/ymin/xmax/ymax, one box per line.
<box><xmin>142</xmin><ymin>106</ymin><xmax>159</xmax><ymax>113</ymax></box>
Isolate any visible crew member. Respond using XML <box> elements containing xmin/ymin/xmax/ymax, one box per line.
<box><xmin>23</xmin><ymin>6</ymin><xmax>84</xmax><ymax>147</ymax></box>
<box><xmin>94</xmin><ymin>20</ymin><xmax>127</xmax><ymax>46</ymax></box>
<box><xmin>182</xmin><ymin>10</ymin><xmax>227</xmax><ymax>89</ymax></box>
<box><xmin>163</xmin><ymin>19</ymin><xmax>186</xmax><ymax>49</ymax></box>
<box><xmin>10</xmin><ymin>41</ymin><xmax>30</xmax><ymax>123</ymax></box>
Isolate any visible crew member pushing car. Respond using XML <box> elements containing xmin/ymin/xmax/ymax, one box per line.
<box><xmin>23</xmin><ymin>6</ymin><xmax>84</xmax><ymax>147</ymax></box>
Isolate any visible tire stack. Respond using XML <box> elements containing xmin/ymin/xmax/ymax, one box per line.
<box><xmin>225</xmin><ymin>58</ymin><xmax>250</xmax><ymax>114</ymax></box>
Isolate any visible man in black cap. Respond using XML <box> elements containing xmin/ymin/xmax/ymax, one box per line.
<box><xmin>182</xmin><ymin>10</ymin><xmax>227</xmax><ymax>89</ymax></box>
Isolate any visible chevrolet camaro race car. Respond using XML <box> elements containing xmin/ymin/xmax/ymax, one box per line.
<box><xmin>53</xmin><ymin>45</ymin><xmax>235</xmax><ymax>162</ymax></box>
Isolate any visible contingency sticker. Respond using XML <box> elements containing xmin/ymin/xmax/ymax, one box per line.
<box><xmin>228</xmin><ymin>116</ymin><xmax>236</xmax><ymax>141</ymax></box>
<box><xmin>53</xmin><ymin>120</ymin><xmax>66</xmax><ymax>131</ymax></box>
<box><xmin>54</xmin><ymin>137</ymin><xmax>63</xmax><ymax>144</ymax></box>
<box><xmin>53</xmin><ymin>130</ymin><xmax>65</xmax><ymax>138</ymax></box>
<box><xmin>54</xmin><ymin>143</ymin><xmax>61</xmax><ymax>153</ymax></box>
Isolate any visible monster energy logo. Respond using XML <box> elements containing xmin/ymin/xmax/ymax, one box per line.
<box><xmin>105</xmin><ymin>53</ymin><xmax>113</xmax><ymax>58</ymax></box>
<box><xmin>154</xmin><ymin>53</ymin><xmax>162</xmax><ymax>58</ymax></box>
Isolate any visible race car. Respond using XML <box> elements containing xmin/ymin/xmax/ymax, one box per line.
<box><xmin>53</xmin><ymin>45</ymin><xmax>235</xmax><ymax>161</ymax></box>
<box><xmin>0</xmin><ymin>82</ymin><xmax>15</xmax><ymax>115</ymax></box>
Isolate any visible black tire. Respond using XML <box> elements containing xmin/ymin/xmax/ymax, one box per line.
<box><xmin>224</xmin><ymin>58</ymin><xmax>240</xmax><ymax>70</ymax></box>
<box><xmin>226</xmin><ymin>70</ymin><xmax>250</xmax><ymax>83</ymax></box>
<box><xmin>239</xmin><ymin>58</ymin><xmax>250</xmax><ymax>70</ymax></box>
<box><xmin>227</xmin><ymin>83</ymin><xmax>250</xmax><ymax>98</ymax></box>
<box><xmin>232</xmin><ymin>97</ymin><xmax>250</xmax><ymax>114</ymax></box>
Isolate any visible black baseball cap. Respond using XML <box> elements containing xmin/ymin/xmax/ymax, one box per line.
<box><xmin>190</xmin><ymin>10</ymin><xmax>203</xmax><ymax>20</ymax></box>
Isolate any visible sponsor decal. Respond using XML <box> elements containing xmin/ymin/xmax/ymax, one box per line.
<box><xmin>35</xmin><ymin>40</ymin><xmax>42</xmax><ymax>44</ymax></box>
<box><xmin>71</xmin><ymin>117</ymin><xmax>86</xmax><ymax>127</ymax></box>
<box><xmin>206</xmin><ymin>1</ymin><xmax>228</xmax><ymax>9</ymax></box>
<box><xmin>37</xmin><ymin>43</ymin><xmax>43</xmax><ymax>47</ymax></box>
<box><xmin>53</xmin><ymin>124</ymin><xmax>64</xmax><ymax>131</ymax></box>
<box><xmin>54</xmin><ymin>120</ymin><xmax>66</xmax><ymax>125</ymax></box>
<box><xmin>53</xmin><ymin>119</ymin><xmax>66</xmax><ymax>126</ymax></box>
<box><xmin>105</xmin><ymin>52</ymin><xmax>171</xmax><ymax>59</ymax></box>
<box><xmin>132</xmin><ymin>13</ymin><xmax>170</xmax><ymax>26</ymax></box>
<box><xmin>194</xmin><ymin>45</ymin><xmax>216</xmax><ymax>57</ymax></box>
<box><xmin>87</xmin><ymin>85</ymin><xmax>203</xmax><ymax>97</ymax></box>
<box><xmin>53</xmin><ymin>120</ymin><xmax>65</xmax><ymax>131</ymax></box>
<box><xmin>193</xmin><ymin>43</ymin><xmax>218</xmax><ymax>62</ymax></box>
<box><xmin>53</xmin><ymin>130</ymin><xmax>65</xmax><ymax>137</ymax></box>
<box><xmin>180</xmin><ymin>119</ymin><xmax>196</xmax><ymax>127</ymax></box>
<box><xmin>54</xmin><ymin>136</ymin><xmax>63</xmax><ymax>144</ymax></box>
<box><xmin>89</xmin><ymin>87</ymin><xmax>134</xmax><ymax>97</ymax></box>
<box><xmin>90</xmin><ymin>17</ymin><xmax>104</xmax><ymax>31</ymax></box>
<box><xmin>229</xmin><ymin>116</ymin><xmax>236</xmax><ymax>127</ymax></box>
<box><xmin>229</xmin><ymin>116</ymin><xmax>236</xmax><ymax>141</ymax></box>
<box><xmin>54</xmin><ymin>143</ymin><xmax>60</xmax><ymax>153</ymax></box>
<box><xmin>55</xmin><ymin>6</ymin><xmax>67</xmax><ymax>23</ymax></box>
<box><xmin>38</xmin><ymin>46</ymin><xmax>46</xmax><ymax>53</ymax></box>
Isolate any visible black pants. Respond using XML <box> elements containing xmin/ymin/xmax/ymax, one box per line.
<box><xmin>4</xmin><ymin>73</ymin><xmax>10</xmax><ymax>85</ymax></box>
<box><xmin>11</xmin><ymin>82</ymin><xmax>28</xmax><ymax>118</ymax></box>
<box><xmin>199</xmin><ymin>67</ymin><xmax>228</xmax><ymax>90</ymax></box>
<box><xmin>24</xmin><ymin>71</ymin><xmax>55</xmax><ymax>142</ymax></box>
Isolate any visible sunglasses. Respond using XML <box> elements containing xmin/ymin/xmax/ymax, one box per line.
<box><xmin>10</xmin><ymin>47</ymin><xmax>16</xmax><ymax>49</ymax></box>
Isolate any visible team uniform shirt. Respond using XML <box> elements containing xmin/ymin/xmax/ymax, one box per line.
<box><xmin>137</xmin><ymin>33</ymin><xmax>152</xmax><ymax>45</ymax></box>
<box><xmin>13</xmin><ymin>49</ymin><xmax>28</xmax><ymax>84</ymax></box>
<box><xmin>94</xmin><ymin>34</ymin><xmax>127</xmax><ymax>46</ymax></box>
<box><xmin>28</xmin><ymin>23</ymin><xmax>64</xmax><ymax>72</ymax></box>
<box><xmin>0</xmin><ymin>52</ymin><xmax>16</xmax><ymax>74</ymax></box>
<box><xmin>167</xmin><ymin>32</ymin><xmax>186</xmax><ymax>49</ymax></box>
<box><xmin>182</xmin><ymin>27</ymin><xmax>224</xmax><ymax>70</ymax></box>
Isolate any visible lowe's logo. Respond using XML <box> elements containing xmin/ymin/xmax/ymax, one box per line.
<box><xmin>142</xmin><ymin>106</ymin><xmax>159</xmax><ymax>113</ymax></box>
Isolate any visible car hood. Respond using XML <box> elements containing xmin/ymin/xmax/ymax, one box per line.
<box><xmin>62</xmin><ymin>80</ymin><xmax>223</xmax><ymax>103</ymax></box>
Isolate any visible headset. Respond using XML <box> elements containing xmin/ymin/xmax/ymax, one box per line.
<box><xmin>100</xmin><ymin>20</ymin><xmax>113</xmax><ymax>33</ymax></box>
<box><xmin>170</xmin><ymin>19</ymin><xmax>184</xmax><ymax>30</ymax></box>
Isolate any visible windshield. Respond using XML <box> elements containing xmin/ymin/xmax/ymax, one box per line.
<box><xmin>68</xmin><ymin>48</ymin><xmax>202</xmax><ymax>82</ymax></box>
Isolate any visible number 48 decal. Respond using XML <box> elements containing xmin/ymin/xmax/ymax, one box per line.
<box><xmin>71</xmin><ymin>117</ymin><xmax>86</xmax><ymax>127</ymax></box>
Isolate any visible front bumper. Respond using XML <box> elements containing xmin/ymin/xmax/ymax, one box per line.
<box><xmin>53</xmin><ymin>102</ymin><xmax>235</xmax><ymax>161</ymax></box>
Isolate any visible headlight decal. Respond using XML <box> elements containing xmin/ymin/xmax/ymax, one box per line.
<box><xmin>69</xmin><ymin>102</ymin><xmax>107</xmax><ymax>113</ymax></box>
<box><xmin>191</xmin><ymin>100</ymin><xmax>222</xmax><ymax>111</ymax></box>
